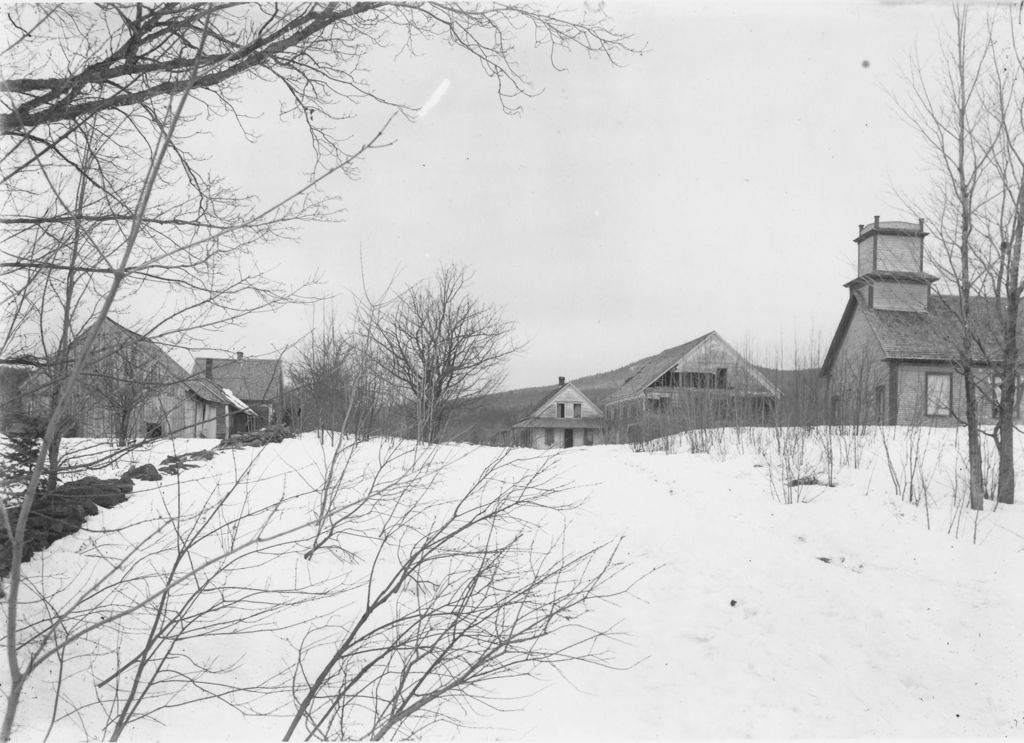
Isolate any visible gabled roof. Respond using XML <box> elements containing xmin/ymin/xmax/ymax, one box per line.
<box><xmin>61</xmin><ymin>318</ymin><xmax>239</xmax><ymax>408</ymax></box>
<box><xmin>512</xmin><ymin>417</ymin><xmax>598</xmax><ymax>430</ymax></box>
<box><xmin>604</xmin><ymin>333</ymin><xmax>715</xmax><ymax>405</ymax></box>
<box><xmin>845</xmin><ymin>271</ymin><xmax>938</xmax><ymax>287</ymax></box>
<box><xmin>192</xmin><ymin>356</ymin><xmax>282</xmax><ymax>401</ymax></box>
<box><xmin>604</xmin><ymin>331</ymin><xmax>780</xmax><ymax>405</ymax></box>
<box><xmin>98</xmin><ymin>320</ymin><xmax>240</xmax><ymax>407</ymax></box>
<box><xmin>822</xmin><ymin>293</ymin><xmax>1018</xmax><ymax>374</ymax></box>
<box><xmin>511</xmin><ymin>381</ymin><xmax>604</xmax><ymax>428</ymax></box>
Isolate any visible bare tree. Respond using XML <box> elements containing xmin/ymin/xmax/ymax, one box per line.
<box><xmin>898</xmin><ymin>7</ymin><xmax>1024</xmax><ymax>507</ymax></box>
<box><xmin>361</xmin><ymin>264</ymin><xmax>519</xmax><ymax>443</ymax></box>
<box><xmin>899</xmin><ymin>6</ymin><xmax>996</xmax><ymax>510</ymax></box>
<box><xmin>289</xmin><ymin>310</ymin><xmax>387</xmax><ymax>442</ymax></box>
<box><xmin>283</xmin><ymin>448</ymin><xmax>628</xmax><ymax>741</ymax></box>
<box><xmin>1</xmin><ymin>1</ymin><xmax>634</xmax><ymax>483</ymax></box>
<box><xmin>0</xmin><ymin>5</ymin><xmax>637</xmax><ymax>738</ymax></box>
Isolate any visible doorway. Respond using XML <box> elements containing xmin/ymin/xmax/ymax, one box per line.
<box><xmin>563</xmin><ymin>429</ymin><xmax>574</xmax><ymax>448</ymax></box>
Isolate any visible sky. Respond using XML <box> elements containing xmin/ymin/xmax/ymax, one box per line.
<box><xmin>190</xmin><ymin>1</ymin><xmax>960</xmax><ymax>390</ymax></box>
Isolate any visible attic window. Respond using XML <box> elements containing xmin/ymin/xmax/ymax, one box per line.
<box><xmin>681</xmin><ymin>372</ymin><xmax>716</xmax><ymax>389</ymax></box>
<box><xmin>556</xmin><ymin>403</ymin><xmax>565</xmax><ymax>418</ymax></box>
<box><xmin>573</xmin><ymin>403</ymin><xmax>582</xmax><ymax>418</ymax></box>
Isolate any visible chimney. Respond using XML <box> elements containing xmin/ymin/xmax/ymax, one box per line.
<box><xmin>236</xmin><ymin>351</ymin><xmax>243</xmax><ymax>360</ymax></box>
<box><xmin>558</xmin><ymin>376</ymin><xmax>565</xmax><ymax>386</ymax></box>
<box><xmin>205</xmin><ymin>358</ymin><xmax>213</xmax><ymax>379</ymax></box>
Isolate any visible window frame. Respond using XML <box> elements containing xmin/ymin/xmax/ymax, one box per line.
<box><xmin>924</xmin><ymin>372</ymin><xmax>953</xmax><ymax>418</ymax></box>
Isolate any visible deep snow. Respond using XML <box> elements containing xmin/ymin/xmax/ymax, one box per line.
<box><xmin>4</xmin><ymin>427</ymin><xmax>1024</xmax><ymax>740</ymax></box>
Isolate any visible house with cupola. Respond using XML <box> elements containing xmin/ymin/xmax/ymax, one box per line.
<box><xmin>822</xmin><ymin>217</ymin><xmax>1016</xmax><ymax>425</ymax></box>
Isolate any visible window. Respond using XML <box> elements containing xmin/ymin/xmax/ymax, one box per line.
<box><xmin>647</xmin><ymin>397</ymin><xmax>666</xmax><ymax>413</ymax></box>
<box><xmin>874</xmin><ymin>385</ymin><xmax>886</xmax><ymax>423</ymax></box>
<box><xmin>716</xmin><ymin>368</ymin><xmax>728</xmax><ymax>389</ymax></box>
<box><xmin>573</xmin><ymin>403</ymin><xmax>582</xmax><ymax>418</ymax></box>
<box><xmin>680</xmin><ymin>372</ymin><xmax>716</xmax><ymax>389</ymax></box>
<box><xmin>556</xmin><ymin>403</ymin><xmax>565</xmax><ymax>418</ymax></box>
<box><xmin>925</xmin><ymin>373</ymin><xmax>952</xmax><ymax>417</ymax></box>
<box><xmin>544</xmin><ymin>428</ymin><xmax>554</xmax><ymax>446</ymax></box>
<box><xmin>830</xmin><ymin>395</ymin><xmax>840</xmax><ymax>422</ymax></box>
<box><xmin>584</xmin><ymin>428</ymin><xmax>594</xmax><ymax>446</ymax></box>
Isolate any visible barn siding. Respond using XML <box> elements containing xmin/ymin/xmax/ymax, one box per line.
<box><xmin>526</xmin><ymin>426</ymin><xmax>604</xmax><ymax>449</ymax></box>
<box><xmin>825</xmin><ymin>306</ymin><xmax>890</xmax><ymax>423</ymax></box>
<box><xmin>893</xmin><ymin>363</ymin><xmax>1011</xmax><ymax>426</ymax></box>
<box><xmin>875</xmin><ymin>233</ymin><xmax>922</xmax><ymax>273</ymax></box>
<box><xmin>534</xmin><ymin>386</ymin><xmax>603</xmax><ymax>420</ymax></box>
<box><xmin>872</xmin><ymin>282</ymin><xmax>928</xmax><ymax>312</ymax></box>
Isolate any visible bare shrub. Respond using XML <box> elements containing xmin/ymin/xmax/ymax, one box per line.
<box><xmin>282</xmin><ymin>448</ymin><xmax>633</xmax><ymax>740</ymax></box>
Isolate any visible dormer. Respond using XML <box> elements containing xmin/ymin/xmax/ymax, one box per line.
<box><xmin>847</xmin><ymin>216</ymin><xmax>937</xmax><ymax>313</ymax></box>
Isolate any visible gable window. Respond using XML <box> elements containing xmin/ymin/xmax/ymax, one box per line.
<box><xmin>544</xmin><ymin>428</ymin><xmax>554</xmax><ymax>446</ymax></box>
<box><xmin>716</xmin><ymin>368</ymin><xmax>728</xmax><ymax>389</ymax></box>
<box><xmin>652</xmin><ymin>370</ymin><xmax>681</xmax><ymax>387</ymax></box>
<box><xmin>556</xmin><ymin>403</ymin><xmax>565</xmax><ymax>418</ymax></box>
<box><xmin>573</xmin><ymin>403</ymin><xmax>582</xmax><ymax>418</ymax></box>
<box><xmin>680</xmin><ymin>371</ymin><xmax>716</xmax><ymax>389</ymax></box>
<box><xmin>925</xmin><ymin>373</ymin><xmax>952</xmax><ymax>417</ymax></box>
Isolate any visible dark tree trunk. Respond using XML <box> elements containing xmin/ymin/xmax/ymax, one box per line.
<box><xmin>963</xmin><ymin>367</ymin><xmax>987</xmax><ymax>509</ymax></box>
<box><xmin>996</xmin><ymin>252</ymin><xmax>1019</xmax><ymax>505</ymax></box>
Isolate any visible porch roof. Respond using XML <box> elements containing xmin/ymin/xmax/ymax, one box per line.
<box><xmin>512</xmin><ymin>417</ymin><xmax>604</xmax><ymax>430</ymax></box>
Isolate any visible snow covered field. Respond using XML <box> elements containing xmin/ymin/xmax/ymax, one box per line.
<box><xmin>6</xmin><ymin>427</ymin><xmax>1024</xmax><ymax>740</ymax></box>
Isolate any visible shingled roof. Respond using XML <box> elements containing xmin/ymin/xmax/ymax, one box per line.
<box><xmin>510</xmin><ymin>380</ymin><xmax>605</xmax><ymax>429</ymax></box>
<box><xmin>192</xmin><ymin>357</ymin><xmax>282</xmax><ymax>402</ymax></box>
<box><xmin>603</xmin><ymin>333</ymin><xmax>715</xmax><ymax>405</ymax></box>
<box><xmin>18</xmin><ymin>318</ymin><xmax>241</xmax><ymax>408</ymax></box>
<box><xmin>823</xmin><ymin>293</ymin><xmax>1018</xmax><ymax>373</ymax></box>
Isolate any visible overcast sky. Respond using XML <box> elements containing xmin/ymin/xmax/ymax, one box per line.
<box><xmin>194</xmin><ymin>1</ymin><xmax>957</xmax><ymax>390</ymax></box>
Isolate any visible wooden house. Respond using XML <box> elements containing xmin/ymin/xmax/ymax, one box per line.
<box><xmin>500</xmin><ymin>377</ymin><xmax>606</xmax><ymax>449</ymax></box>
<box><xmin>18</xmin><ymin>318</ymin><xmax>253</xmax><ymax>439</ymax></box>
<box><xmin>822</xmin><ymin>217</ymin><xmax>1023</xmax><ymax>425</ymax></box>
<box><xmin>192</xmin><ymin>353</ymin><xmax>284</xmax><ymax>433</ymax></box>
<box><xmin>603</xmin><ymin>332</ymin><xmax>780</xmax><ymax>439</ymax></box>
<box><xmin>0</xmin><ymin>360</ymin><xmax>34</xmax><ymax>433</ymax></box>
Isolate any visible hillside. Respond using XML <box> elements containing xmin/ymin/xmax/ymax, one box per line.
<box><xmin>10</xmin><ymin>429</ymin><xmax>1024</xmax><ymax>739</ymax></box>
